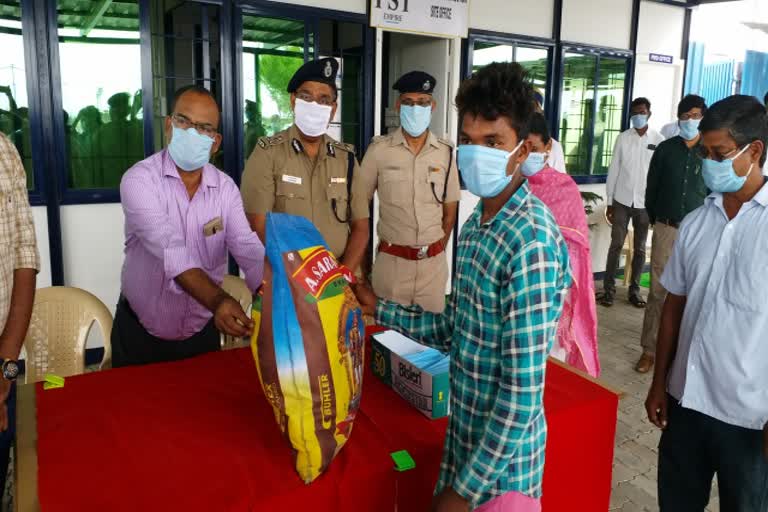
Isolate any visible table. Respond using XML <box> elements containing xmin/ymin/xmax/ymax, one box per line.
<box><xmin>16</xmin><ymin>334</ymin><xmax>619</xmax><ymax>511</ymax></box>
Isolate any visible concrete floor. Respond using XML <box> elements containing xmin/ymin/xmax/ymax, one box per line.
<box><xmin>598</xmin><ymin>284</ymin><xmax>719</xmax><ymax>512</ymax></box>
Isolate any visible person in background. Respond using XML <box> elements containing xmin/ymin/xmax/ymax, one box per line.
<box><xmin>645</xmin><ymin>95</ymin><xmax>768</xmax><ymax>511</ymax></box>
<box><xmin>240</xmin><ymin>58</ymin><xmax>369</xmax><ymax>277</ymax></box>
<box><xmin>71</xmin><ymin>106</ymin><xmax>103</xmax><ymax>188</ymax></box>
<box><xmin>359</xmin><ymin>71</ymin><xmax>460</xmax><ymax>313</ymax></box>
<box><xmin>0</xmin><ymin>133</ymin><xmax>38</xmax><ymax>493</ymax></box>
<box><xmin>525</xmin><ymin>112</ymin><xmax>600</xmax><ymax>378</ymax></box>
<box><xmin>660</xmin><ymin>120</ymin><xmax>680</xmax><ymax>140</ymax></box>
<box><xmin>636</xmin><ymin>95</ymin><xmax>708</xmax><ymax>374</ymax></box>
<box><xmin>114</xmin><ymin>85</ymin><xmax>264</xmax><ymax>367</ymax></box>
<box><xmin>355</xmin><ymin>62</ymin><xmax>571</xmax><ymax>512</ymax></box>
<box><xmin>533</xmin><ymin>90</ymin><xmax>566</xmax><ymax>173</ymax></box>
<box><xmin>97</xmin><ymin>92</ymin><xmax>144</xmax><ymax>188</ymax></box>
<box><xmin>601</xmin><ymin>97</ymin><xmax>664</xmax><ymax>308</ymax></box>
<box><xmin>243</xmin><ymin>99</ymin><xmax>266</xmax><ymax>161</ymax></box>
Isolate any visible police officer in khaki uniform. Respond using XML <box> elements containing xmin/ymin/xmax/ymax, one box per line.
<box><xmin>359</xmin><ymin>71</ymin><xmax>460</xmax><ymax>313</ymax></box>
<box><xmin>241</xmin><ymin>58</ymin><xmax>369</xmax><ymax>274</ymax></box>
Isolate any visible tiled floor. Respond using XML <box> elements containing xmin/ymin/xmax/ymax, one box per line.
<box><xmin>597</xmin><ymin>284</ymin><xmax>719</xmax><ymax>512</ymax></box>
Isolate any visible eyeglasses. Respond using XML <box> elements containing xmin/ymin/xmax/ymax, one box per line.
<box><xmin>296</xmin><ymin>91</ymin><xmax>335</xmax><ymax>107</ymax></box>
<box><xmin>400</xmin><ymin>99</ymin><xmax>432</xmax><ymax>108</ymax></box>
<box><xmin>679</xmin><ymin>113</ymin><xmax>704</xmax><ymax>121</ymax></box>
<box><xmin>694</xmin><ymin>143</ymin><xmax>751</xmax><ymax>162</ymax></box>
<box><xmin>170</xmin><ymin>113</ymin><xmax>217</xmax><ymax>138</ymax></box>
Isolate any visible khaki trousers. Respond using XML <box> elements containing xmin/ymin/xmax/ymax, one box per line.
<box><xmin>372</xmin><ymin>250</ymin><xmax>448</xmax><ymax>313</ymax></box>
<box><xmin>640</xmin><ymin>222</ymin><xmax>678</xmax><ymax>355</ymax></box>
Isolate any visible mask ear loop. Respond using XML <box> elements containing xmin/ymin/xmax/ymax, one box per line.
<box><xmin>507</xmin><ymin>139</ymin><xmax>526</xmax><ymax>180</ymax></box>
<box><xmin>733</xmin><ymin>144</ymin><xmax>755</xmax><ymax>181</ymax></box>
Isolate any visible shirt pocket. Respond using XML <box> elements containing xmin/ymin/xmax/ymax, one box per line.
<box><xmin>275</xmin><ymin>178</ymin><xmax>307</xmax><ymax>211</ymax></box>
<box><xmin>201</xmin><ymin>230</ymin><xmax>226</xmax><ymax>270</ymax></box>
<box><xmin>326</xmin><ymin>181</ymin><xmax>349</xmax><ymax>222</ymax></box>
<box><xmin>723</xmin><ymin>235</ymin><xmax>768</xmax><ymax>312</ymax></box>
<box><xmin>425</xmin><ymin>166</ymin><xmax>447</xmax><ymax>204</ymax></box>
<box><xmin>379</xmin><ymin>169</ymin><xmax>409</xmax><ymax>206</ymax></box>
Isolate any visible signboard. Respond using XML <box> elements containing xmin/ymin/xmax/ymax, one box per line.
<box><xmin>649</xmin><ymin>53</ymin><xmax>674</xmax><ymax>64</ymax></box>
<box><xmin>370</xmin><ymin>0</ymin><xmax>470</xmax><ymax>39</ymax></box>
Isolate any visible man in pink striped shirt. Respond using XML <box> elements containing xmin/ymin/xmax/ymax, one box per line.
<box><xmin>113</xmin><ymin>86</ymin><xmax>264</xmax><ymax>367</ymax></box>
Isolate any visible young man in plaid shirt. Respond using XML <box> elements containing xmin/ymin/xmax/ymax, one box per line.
<box><xmin>355</xmin><ymin>63</ymin><xmax>571</xmax><ymax>511</ymax></box>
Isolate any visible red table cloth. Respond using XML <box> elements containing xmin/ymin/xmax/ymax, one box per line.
<box><xmin>34</xmin><ymin>335</ymin><xmax>618</xmax><ymax>511</ymax></box>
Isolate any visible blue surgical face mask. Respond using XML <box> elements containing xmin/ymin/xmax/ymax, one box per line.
<box><xmin>168</xmin><ymin>126</ymin><xmax>214</xmax><ymax>172</ymax></box>
<box><xmin>457</xmin><ymin>140</ymin><xmax>524</xmax><ymax>198</ymax></box>
<box><xmin>679</xmin><ymin>119</ymin><xmax>701</xmax><ymax>141</ymax></box>
<box><xmin>631</xmin><ymin>114</ymin><xmax>648</xmax><ymax>130</ymax></box>
<box><xmin>399</xmin><ymin>105</ymin><xmax>432</xmax><ymax>137</ymax></box>
<box><xmin>521</xmin><ymin>151</ymin><xmax>548</xmax><ymax>177</ymax></box>
<box><xmin>701</xmin><ymin>145</ymin><xmax>753</xmax><ymax>193</ymax></box>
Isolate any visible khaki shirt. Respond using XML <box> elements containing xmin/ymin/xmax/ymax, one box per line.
<box><xmin>240</xmin><ymin>125</ymin><xmax>369</xmax><ymax>258</ymax></box>
<box><xmin>360</xmin><ymin>128</ymin><xmax>460</xmax><ymax>246</ymax></box>
<box><xmin>0</xmin><ymin>133</ymin><xmax>39</xmax><ymax>333</ymax></box>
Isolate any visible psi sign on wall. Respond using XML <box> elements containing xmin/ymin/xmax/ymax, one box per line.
<box><xmin>370</xmin><ymin>0</ymin><xmax>470</xmax><ymax>39</ymax></box>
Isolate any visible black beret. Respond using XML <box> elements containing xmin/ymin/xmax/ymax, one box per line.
<box><xmin>287</xmin><ymin>58</ymin><xmax>339</xmax><ymax>94</ymax></box>
<box><xmin>393</xmin><ymin>71</ymin><xmax>436</xmax><ymax>94</ymax></box>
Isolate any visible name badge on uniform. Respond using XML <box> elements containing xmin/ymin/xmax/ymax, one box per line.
<box><xmin>647</xmin><ymin>144</ymin><xmax>657</xmax><ymax>151</ymax></box>
<box><xmin>203</xmin><ymin>217</ymin><xmax>224</xmax><ymax>237</ymax></box>
<box><xmin>429</xmin><ymin>166</ymin><xmax>443</xmax><ymax>173</ymax></box>
<box><xmin>330</xmin><ymin>177</ymin><xmax>347</xmax><ymax>184</ymax></box>
<box><xmin>282</xmin><ymin>175</ymin><xmax>302</xmax><ymax>185</ymax></box>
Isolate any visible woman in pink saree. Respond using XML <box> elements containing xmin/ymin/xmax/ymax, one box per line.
<box><xmin>523</xmin><ymin>113</ymin><xmax>600</xmax><ymax>377</ymax></box>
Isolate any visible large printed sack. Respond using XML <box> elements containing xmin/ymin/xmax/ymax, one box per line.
<box><xmin>251</xmin><ymin>213</ymin><xmax>365</xmax><ymax>484</ymax></box>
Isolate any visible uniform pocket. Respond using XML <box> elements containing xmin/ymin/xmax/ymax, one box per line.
<box><xmin>275</xmin><ymin>179</ymin><xmax>307</xmax><ymax>211</ymax></box>
<box><xmin>426</xmin><ymin>170</ymin><xmax>446</xmax><ymax>203</ymax></box>
<box><xmin>380</xmin><ymin>169</ymin><xmax>409</xmax><ymax>206</ymax></box>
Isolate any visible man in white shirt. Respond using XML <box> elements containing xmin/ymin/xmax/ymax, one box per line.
<box><xmin>645</xmin><ymin>94</ymin><xmax>768</xmax><ymax>512</ymax></box>
<box><xmin>601</xmin><ymin>98</ymin><xmax>664</xmax><ymax>307</ymax></box>
<box><xmin>660</xmin><ymin>121</ymin><xmax>680</xmax><ymax>140</ymax></box>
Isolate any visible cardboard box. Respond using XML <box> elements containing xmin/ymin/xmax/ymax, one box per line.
<box><xmin>370</xmin><ymin>330</ymin><xmax>450</xmax><ymax>419</ymax></box>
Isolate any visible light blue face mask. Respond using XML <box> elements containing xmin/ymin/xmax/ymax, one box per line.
<box><xmin>678</xmin><ymin>119</ymin><xmax>701</xmax><ymax>141</ymax></box>
<box><xmin>399</xmin><ymin>105</ymin><xmax>432</xmax><ymax>137</ymax></box>
<box><xmin>457</xmin><ymin>140</ymin><xmax>524</xmax><ymax>198</ymax></box>
<box><xmin>702</xmin><ymin>145</ymin><xmax>753</xmax><ymax>193</ymax></box>
<box><xmin>168</xmin><ymin>125</ymin><xmax>214</xmax><ymax>172</ymax></box>
<box><xmin>521</xmin><ymin>151</ymin><xmax>548</xmax><ymax>177</ymax></box>
<box><xmin>630</xmin><ymin>114</ymin><xmax>648</xmax><ymax>130</ymax></box>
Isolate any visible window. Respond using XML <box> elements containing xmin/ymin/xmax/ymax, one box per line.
<box><xmin>241</xmin><ymin>15</ymin><xmax>308</xmax><ymax>163</ymax></box>
<box><xmin>56</xmin><ymin>0</ymin><xmax>143</xmax><ymax>190</ymax></box>
<box><xmin>151</xmin><ymin>1</ymin><xmax>222</xmax><ymax>166</ymax></box>
<box><xmin>469</xmin><ymin>38</ymin><xmax>550</xmax><ymax>107</ymax></box>
<box><xmin>559</xmin><ymin>51</ymin><xmax>628</xmax><ymax>176</ymax></box>
<box><xmin>0</xmin><ymin>1</ymin><xmax>33</xmax><ymax>190</ymax></box>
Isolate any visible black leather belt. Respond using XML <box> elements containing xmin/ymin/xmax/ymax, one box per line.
<box><xmin>656</xmin><ymin>219</ymin><xmax>680</xmax><ymax>229</ymax></box>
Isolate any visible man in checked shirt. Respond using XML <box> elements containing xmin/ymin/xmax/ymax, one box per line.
<box><xmin>0</xmin><ymin>133</ymin><xmax>38</xmax><ymax>493</ymax></box>
<box><xmin>355</xmin><ymin>62</ymin><xmax>571</xmax><ymax>512</ymax></box>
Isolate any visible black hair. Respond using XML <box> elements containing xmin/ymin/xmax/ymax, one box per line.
<box><xmin>700</xmin><ymin>94</ymin><xmax>768</xmax><ymax>166</ymax></box>
<box><xmin>631</xmin><ymin>97</ymin><xmax>651</xmax><ymax>111</ymax></box>
<box><xmin>169</xmin><ymin>85</ymin><xmax>220</xmax><ymax>114</ymax></box>
<box><xmin>528</xmin><ymin>112</ymin><xmax>551</xmax><ymax>145</ymax></box>
<box><xmin>764</xmin><ymin>91</ymin><xmax>768</xmax><ymax>106</ymax></box>
<box><xmin>677</xmin><ymin>94</ymin><xmax>707</xmax><ymax>117</ymax></box>
<box><xmin>455</xmin><ymin>62</ymin><xmax>535</xmax><ymax>140</ymax></box>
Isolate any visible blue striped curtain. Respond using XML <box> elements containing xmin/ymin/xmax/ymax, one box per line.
<box><xmin>685</xmin><ymin>42</ymin><xmax>735</xmax><ymax>105</ymax></box>
<box><xmin>740</xmin><ymin>50</ymin><xmax>768</xmax><ymax>100</ymax></box>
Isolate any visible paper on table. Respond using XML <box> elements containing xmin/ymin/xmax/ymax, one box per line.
<box><xmin>372</xmin><ymin>330</ymin><xmax>428</xmax><ymax>357</ymax></box>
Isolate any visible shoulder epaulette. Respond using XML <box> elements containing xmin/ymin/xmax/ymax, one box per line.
<box><xmin>330</xmin><ymin>140</ymin><xmax>355</xmax><ymax>153</ymax></box>
<box><xmin>256</xmin><ymin>134</ymin><xmax>286</xmax><ymax>149</ymax></box>
<box><xmin>437</xmin><ymin>137</ymin><xmax>455</xmax><ymax>148</ymax></box>
<box><xmin>369</xmin><ymin>135</ymin><xmax>388</xmax><ymax>145</ymax></box>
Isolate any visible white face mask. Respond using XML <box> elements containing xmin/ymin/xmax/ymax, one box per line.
<box><xmin>293</xmin><ymin>98</ymin><xmax>332</xmax><ymax>137</ymax></box>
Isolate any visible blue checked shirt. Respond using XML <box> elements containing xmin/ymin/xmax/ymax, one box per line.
<box><xmin>376</xmin><ymin>182</ymin><xmax>571</xmax><ymax>507</ymax></box>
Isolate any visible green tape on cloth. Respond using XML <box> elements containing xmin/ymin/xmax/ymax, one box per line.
<box><xmin>391</xmin><ymin>450</ymin><xmax>415</xmax><ymax>472</ymax></box>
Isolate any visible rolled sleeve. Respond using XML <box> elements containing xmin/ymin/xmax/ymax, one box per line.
<box><xmin>2</xmin><ymin>135</ymin><xmax>39</xmax><ymax>271</ymax></box>
<box><xmin>349</xmin><ymin>157</ymin><xmax>370</xmax><ymax>222</ymax></box>
<box><xmin>240</xmin><ymin>144</ymin><xmax>275</xmax><ymax>215</ymax></box>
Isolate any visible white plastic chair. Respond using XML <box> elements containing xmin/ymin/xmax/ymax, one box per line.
<box><xmin>220</xmin><ymin>275</ymin><xmax>253</xmax><ymax>350</ymax></box>
<box><xmin>23</xmin><ymin>286</ymin><xmax>113</xmax><ymax>384</ymax></box>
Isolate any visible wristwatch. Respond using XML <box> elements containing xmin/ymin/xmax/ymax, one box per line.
<box><xmin>1</xmin><ymin>359</ymin><xmax>20</xmax><ymax>382</ymax></box>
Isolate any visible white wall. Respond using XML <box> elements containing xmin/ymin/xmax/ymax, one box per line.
<box><xmin>60</xmin><ymin>203</ymin><xmax>125</xmax><ymax>348</ymax></box>
<box><xmin>637</xmin><ymin>1</ymin><xmax>685</xmax><ymax>57</ymax></box>
<box><xmin>469</xmin><ymin>0</ymin><xmax>554</xmax><ymax>39</ymax></box>
<box><xmin>561</xmin><ymin>0</ymin><xmax>633</xmax><ymax>50</ymax></box>
<box><xmin>265</xmin><ymin>0</ymin><xmax>366</xmax><ymax>14</ymax></box>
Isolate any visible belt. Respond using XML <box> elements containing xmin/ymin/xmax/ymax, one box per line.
<box><xmin>656</xmin><ymin>218</ymin><xmax>680</xmax><ymax>229</ymax></box>
<box><xmin>378</xmin><ymin>240</ymin><xmax>445</xmax><ymax>261</ymax></box>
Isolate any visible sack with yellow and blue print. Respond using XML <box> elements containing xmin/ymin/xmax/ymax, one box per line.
<box><xmin>251</xmin><ymin>213</ymin><xmax>365</xmax><ymax>483</ymax></box>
